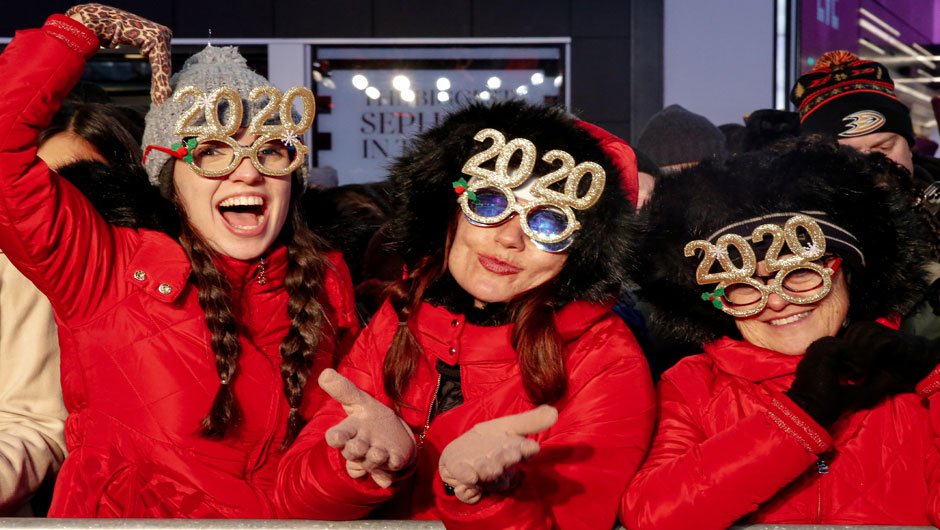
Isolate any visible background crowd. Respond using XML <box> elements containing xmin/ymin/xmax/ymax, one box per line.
<box><xmin>1</xmin><ymin>4</ymin><xmax>940</xmax><ymax>529</ymax></box>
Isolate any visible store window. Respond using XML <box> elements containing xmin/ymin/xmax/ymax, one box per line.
<box><xmin>310</xmin><ymin>45</ymin><xmax>566</xmax><ymax>184</ymax></box>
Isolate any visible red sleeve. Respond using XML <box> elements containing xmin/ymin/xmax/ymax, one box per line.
<box><xmin>435</xmin><ymin>322</ymin><xmax>656</xmax><ymax>530</ymax></box>
<box><xmin>924</xmin><ymin>382</ymin><xmax>940</xmax><ymax>525</ymax></box>
<box><xmin>321</xmin><ymin>250</ymin><xmax>360</xmax><ymax>355</ymax></box>
<box><xmin>621</xmin><ymin>374</ymin><xmax>831</xmax><ymax>530</ymax></box>
<box><xmin>0</xmin><ymin>17</ymin><xmax>131</xmax><ymax>325</ymax></box>
<box><xmin>275</xmin><ymin>302</ymin><xmax>404</xmax><ymax>519</ymax></box>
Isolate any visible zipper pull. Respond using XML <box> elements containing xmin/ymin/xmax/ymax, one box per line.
<box><xmin>816</xmin><ymin>458</ymin><xmax>829</xmax><ymax>474</ymax></box>
<box><xmin>257</xmin><ymin>257</ymin><xmax>267</xmax><ymax>285</ymax></box>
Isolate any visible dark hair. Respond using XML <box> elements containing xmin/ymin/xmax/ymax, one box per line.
<box><xmin>380</xmin><ymin>100</ymin><xmax>639</xmax><ymax>407</ymax></box>
<box><xmin>40</xmin><ymin>102</ymin><xmax>144</xmax><ymax>172</ymax></box>
<box><xmin>381</xmin><ymin>219</ymin><xmax>566</xmax><ymax>406</ymax></box>
<box><xmin>160</xmin><ymin>161</ymin><xmax>333</xmax><ymax>446</ymax></box>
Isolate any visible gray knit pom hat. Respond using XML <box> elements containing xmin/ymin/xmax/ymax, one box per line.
<box><xmin>141</xmin><ymin>46</ymin><xmax>276</xmax><ymax>186</ymax></box>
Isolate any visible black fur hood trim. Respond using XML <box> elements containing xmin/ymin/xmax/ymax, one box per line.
<box><xmin>639</xmin><ymin>136</ymin><xmax>928</xmax><ymax>346</ymax></box>
<box><xmin>386</xmin><ymin>100</ymin><xmax>639</xmax><ymax>305</ymax></box>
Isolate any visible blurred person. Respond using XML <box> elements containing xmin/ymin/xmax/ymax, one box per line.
<box><xmin>792</xmin><ymin>50</ymin><xmax>940</xmax><ymax>339</ymax></box>
<box><xmin>623</xmin><ymin>137</ymin><xmax>938</xmax><ymax>528</ymax></box>
<box><xmin>0</xmin><ymin>4</ymin><xmax>357</xmax><ymax>517</ymax></box>
<box><xmin>636</xmin><ymin>104</ymin><xmax>728</xmax><ymax>174</ymax></box>
<box><xmin>743</xmin><ymin>108</ymin><xmax>800</xmax><ymax>152</ymax></box>
<box><xmin>718</xmin><ymin>122</ymin><xmax>746</xmax><ymax>156</ymax></box>
<box><xmin>276</xmin><ymin>100</ymin><xmax>655</xmax><ymax>530</ymax></box>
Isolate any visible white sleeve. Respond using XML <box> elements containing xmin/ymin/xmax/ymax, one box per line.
<box><xmin>0</xmin><ymin>253</ymin><xmax>66</xmax><ymax>514</ymax></box>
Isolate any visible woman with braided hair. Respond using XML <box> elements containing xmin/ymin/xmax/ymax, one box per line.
<box><xmin>621</xmin><ymin>137</ymin><xmax>940</xmax><ymax>528</ymax></box>
<box><xmin>0</xmin><ymin>4</ymin><xmax>356</xmax><ymax>517</ymax></box>
<box><xmin>276</xmin><ymin>101</ymin><xmax>655</xmax><ymax>529</ymax></box>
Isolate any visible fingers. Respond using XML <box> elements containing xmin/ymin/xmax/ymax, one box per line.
<box><xmin>369</xmin><ymin>468</ymin><xmax>395</xmax><ymax>489</ymax></box>
<box><xmin>324</xmin><ymin>420</ymin><xmax>357</xmax><ymax>449</ymax></box>
<box><xmin>319</xmin><ymin>368</ymin><xmax>370</xmax><ymax>411</ymax></box>
<box><xmin>454</xmin><ymin>484</ymin><xmax>482</xmax><ymax>504</ymax></box>
<box><xmin>497</xmin><ymin>405</ymin><xmax>558</xmax><ymax>436</ymax></box>
<box><xmin>341</xmin><ymin>438</ymin><xmax>370</xmax><ymax>463</ymax></box>
<box><xmin>344</xmin><ymin>460</ymin><xmax>366</xmax><ymax>480</ymax></box>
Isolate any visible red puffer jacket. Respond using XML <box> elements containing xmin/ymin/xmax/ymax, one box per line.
<box><xmin>621</xmin><ymin>333</ymin><xmax>938</xmax><ymax>529</ymax></box>
<box><xmin>276</xmin><ymin>299</ymin><xmax>656</xmax><ymax>529</ymax></box>
<box><xmin>0</xmin><ymin>18</ymin><xmax>358</xmax><ymax>517</ymax></box>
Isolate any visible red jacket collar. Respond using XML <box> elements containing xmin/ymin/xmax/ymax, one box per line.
<box><xmin>125</xmin><ymin>230</ymin><xmax>288</xmax><ymax>302</ymax></box>
<box><xmin>415</xmin><ymin>298</ymin><xmax>616</xmax><ymax>365</ymax></box>
<box><xmin>703</xmin><ymin>316</ymin><xmax>901</xmax><ymax>383</ymax></box>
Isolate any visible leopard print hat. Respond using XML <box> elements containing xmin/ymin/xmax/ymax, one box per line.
<box><xmin>140</xmin><ymin>45</ymin><xmax>276</xmax><ymax>185</ymax></box>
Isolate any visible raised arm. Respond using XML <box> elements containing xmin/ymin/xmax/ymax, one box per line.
<box><xmin>0</xmin><ymin>7</ymin><xmax>170</xmax><ymax>323</ymax></box>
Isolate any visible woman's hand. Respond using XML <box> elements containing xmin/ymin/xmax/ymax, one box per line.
<box><xmin>439</xmin><ymin>405</ymin><xmax>557</xmax><ymax>504</ymax></box>
<box><xmin>319</xmin><ymin>368</ymin><xmax>416</xmax><ymax>488</ymax></box>
<box><xmin>787</xmin><ymin>322</ymin><xmax>940</xmax><ymax>427</ymax></box>
<box><xmin>840</xmin><ymin>321</ymin><xmax>940</xmax><ymax>393</ymax></box>
<box><xmin>65</xmin><ymin>4</ymin><xmax>172</xmax><ymax>104</ymax></box>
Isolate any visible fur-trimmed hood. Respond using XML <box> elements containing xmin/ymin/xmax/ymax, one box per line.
<box><xmin>639</xmin><ymin>136</ymin><xmax>928</xmax><ymax>346</ymax></box>
<box><xmin>386</xmin><ymin>99</ymin><xmax>639</xmax><ymax>305</ymax></box>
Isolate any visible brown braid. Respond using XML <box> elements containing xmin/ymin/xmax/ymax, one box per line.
<box><xmin>278</xmin><ymin>202</ymin><xmax>333</xmax><ymax>448</ymax></box>
<box><xmin>162</xmin><ymin>162</ymin><xmax>334</xmax><ymax>443</ymax></box>
<box><xmin>161</xmin><ymin>162</ymin><xmax>243</xmax><ymax>438</ymax></box>
<box><xmin>383</xmin><ymin>254</ymin><xmax>446</xmax><ymax>406</ymax></box>
<box><xmin>177</xmin><ymin>216</ymin><xmax>243</xmax><ymax>439</ymax></box>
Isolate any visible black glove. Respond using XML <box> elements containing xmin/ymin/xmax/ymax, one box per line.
<box><xmin>840</xmin><ymin>321</ymin><xmax>940</xmax><ymax>395</ymax></box>
<box><xmin>787</xmin><ymin>323</ymin><xmax>940</xmax><ymax>428</ymax></box>
<box><xmin>785</xmin><ymin>336</ymin><xmax>855</xmax><ymax>427</ymax></box>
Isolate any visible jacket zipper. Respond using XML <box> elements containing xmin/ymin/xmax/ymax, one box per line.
<box><xmin>417</xmin><ymin>374</ymin><xmax>442</xmax><ymax>449</ymax></box>
<box><xmin>815</xmin><ymin>457</ymin><xmax>829</xmax><ymax>522</ymax></box>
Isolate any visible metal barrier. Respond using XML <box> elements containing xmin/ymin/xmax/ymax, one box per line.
<box><xmin>0</xmin><ymin>520</ymin><xmax>934</xmax><ymax>530</ymax></box>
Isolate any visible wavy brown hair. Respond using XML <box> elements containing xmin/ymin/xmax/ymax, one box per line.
<box><xmin>161</xmin><ymin>161</ymin><xmax>333</xmax><ymax>446</ymax></box>
<box><xmin>382</xmin><ymin>217</ymin><xmax>567</xmax><ymax>407</ymax></box>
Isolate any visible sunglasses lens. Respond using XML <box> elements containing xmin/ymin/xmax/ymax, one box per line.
<box><xmin>468</xmin><ymin>188</ymin><xmax>510</xmax><ymax>219</ymax></box>
<box><xmin>527</xmin><ymin>206</ymin><xmax>572</xmax><ymax>252</ymax></box>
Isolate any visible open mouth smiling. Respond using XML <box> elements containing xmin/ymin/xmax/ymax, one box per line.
<box><xmin>217</xmin><ymin>195</ymin><xmax>267</xmax><ymax>232</ymax></box>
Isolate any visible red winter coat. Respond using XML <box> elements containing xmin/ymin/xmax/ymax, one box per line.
<box><xmin>0</xmin><ymin>17</ymin><xmax>358</xmax><ymax>517</ymax></box>
<box><xmin>276</xmin><ymin>298</ymin><xmax>655</xmax><ymax>529</ymax></box>
<box><xmin>621</xmin><ymin>333</ymin><xmax>939</xmax><ymax>529</ymax></box>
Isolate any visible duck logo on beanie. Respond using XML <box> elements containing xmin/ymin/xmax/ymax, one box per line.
<box><xmin>840</xmin><ymin>110</ymin><xmax>886</xmax><ymax>138</ymax></box>
<box><xmin>790</xmin><ymin>50</ymin><xmax>914</xmax><ymax>146</ymax></box>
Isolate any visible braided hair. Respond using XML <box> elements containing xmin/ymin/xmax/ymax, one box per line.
<box><xmin>161</xmin><ymin>161</ymin><xmax>333</xmax><ymax>445</ymax></box>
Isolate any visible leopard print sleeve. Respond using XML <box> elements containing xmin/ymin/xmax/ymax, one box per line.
<box><xmin>65</xmin><ymin>3</ymin><xmax>172</xmax><ymax>105</ymax></box>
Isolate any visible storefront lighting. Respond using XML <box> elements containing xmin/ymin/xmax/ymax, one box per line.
<box><xmin>392</xmin><ymin>75</ymin><xmax>411</xmax><ymax>91</ymax></box>
<box><xmin>365</xmin><ymin>86</ymin><xmax>381</xmax><ymax>100</ymax></box>
<box><xmin>531</xmin><ymin>72</ymin><xmax>544</xmax><ymax>85</ymax></box>
<box><xmin>437</xmin><ymin>91</ymin><xmax>450</xmax><ymax>103</ymax></box>
<box><xmin>486</xmin><ymin>76</ymin><xmax>502</xmax><ymax>89</ymax></box>
<box><xmin>436</xmin><ymin>77</ymin><xmax>451</xmax><ymax>91</ymax></box>
<box><xmin>479</xmin><ymin>90</ymin><xmax>491</xmax><ymax>101</ymax></box>
<box><xmin>401</xmin><ymin>89</ymin><xmax>416</xmax><ymax>103</ymax></box>
<box><xmin>554</xmin><ymin>75</ymin><xmax>563</xmax><ymax>88</ymax></box>
<box><xmin>352</xmin><ymin>74</ymin><xmax>369</xmax><ymax>90</ymax></box>
<box><xmin>515</xmin><ymin>85</ymin><xmax>529</xmax><ymax>96</ymax></box>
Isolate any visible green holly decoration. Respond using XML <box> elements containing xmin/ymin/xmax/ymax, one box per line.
<box><xmin>452</xmin><ymin>178</ymin><xmax>478</xmax><ymax>203</ymax></box>
<box><xmin>700</xmin><ymin>287</ymin><xmax>725</xmax><ymax>309</ymax></box>
<box><xmin>170</xmin><ymin>138</ymin><xmax>198</xmax><ymax>164</ymax></box>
